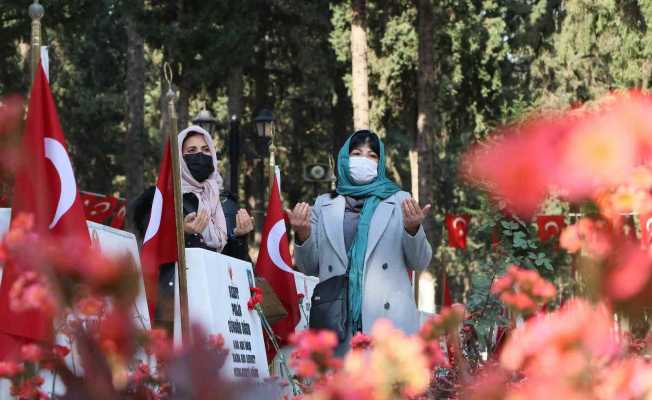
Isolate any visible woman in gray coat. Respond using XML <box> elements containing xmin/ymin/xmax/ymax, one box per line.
<box><xmin>288</xmin><ymin>130</ymin><xmax>432</xmax><ymax>350</ymax></box>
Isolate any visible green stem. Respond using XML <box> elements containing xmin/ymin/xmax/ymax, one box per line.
<box><xmin>255</xmin><ymin>307</ymin><xmax>301</xmax><ymax>396</ymax></box>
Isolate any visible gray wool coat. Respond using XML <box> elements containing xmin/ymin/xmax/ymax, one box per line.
<box><xmin>294</xmin><ymin>190</ymin><xmax>432</xmax><ymax>336</ymax></box>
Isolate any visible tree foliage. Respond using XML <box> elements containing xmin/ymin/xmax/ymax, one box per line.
<box><xmin>2</xmin><ymin>0</ymin><xmax>652</xmax><ymax>318</ymax></box>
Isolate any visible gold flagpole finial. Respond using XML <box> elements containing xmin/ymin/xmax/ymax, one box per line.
<box><xmin>29</xmin><ymin>0</ymin><xmax>45</xmax><ymax>82</ymax></box>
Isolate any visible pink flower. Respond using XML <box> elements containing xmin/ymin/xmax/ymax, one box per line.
<box><xmin>9</xmin><ymin>271</ymin><xmax>57</xmax><ymax>317</ymax></box>
<box><xmin>500</xmin><ymin>299</ymin><xmax>619</xmax><ymax>376</ymax></box>
<box><xmin>0</xmin><ymin>94</ymin><xmax>23</xmax><ymax>136</ymax></box>
<box><xmin>0</xmin><ymin>361</ymin><xmax>24</xmax><ymax>378</ymax></box>
<box><xmin>21</xmin><ymin>344</ymin><xmax>44</xmax><ymax>362</ymax></box>
<box><xmin>604</xmin><ymin>244</ymin><xmax>652</xmax><ymax>301</ymax></box>
<box><xmin>145</xmin><ymin>329</ymin><xmax>172</xmax><ymax>360</ymax></box>
<box><xmin>208</xmin><ymin>334</ymin><xmax>225</xmax><ymax>349</ymax></box>
<box><xmin>350</xmin><ymin>333</ymin><xmax>372</xmax><ymax>351</ymax></box>
<box><xmin>419</xmin><ymin>303</ymin><xmax>466</xmax><ymax>340</ymax></box>
<box><xmin>492</xmin><ymin>265</ymin><xmax>556</xmax><ymax>315</ymax></box>
<box><xmin>290</xmin><ymin>330</ymin><xmax>340</xmax><ymax>379</ymax></box>
<box><xmin>75</xmin><ymin>295</ymin><xmax>105</xmax><ymax>317</ymax></box>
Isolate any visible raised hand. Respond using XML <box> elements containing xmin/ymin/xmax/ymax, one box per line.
<box><xmin>184</xmin><ymin>209</ymin><xmax>210</xmax><ymax>235</ymax></box>
<box><xmin>233</xmin><ymin>208</ymin><xmax>255</xmax><ymax>237</ymax></box>
<box><xmin>286</xmin><ymin>202</ymin><xmax>311</xmax><ymax>243</ymax></box>
<box><xmin>401</xmin><ymin>198</ymin><xmax>432</xmax><ymax>235</ymax></box>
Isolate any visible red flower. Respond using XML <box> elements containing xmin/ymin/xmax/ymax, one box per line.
<box><xmin>0</xmin><ymin>94</ymin><xmax>23</xmax><ymax>135</ymax></box>
<box><xmin>290</xmin><ymin>330</ymin><xmax>340</xmax><ymax>379</ymax></box>
<box><xmin>146</xmin><ymin>329</ymin><xmax>173</xmax><ymax>360</ymax></box>
<box><xmin>208</xmin><ymin>334</ymin><xmax>225</xmax><ymax>349</ymax></box>
<box><xmin>491</xmin><ymin>265</ymin><xmax>556</xmax><ymax>315</ymax></box>
<box><xmin>75</xmin><ymin>295</ymin><xmax>105</xmax><ymax>317</ymax></box>
<box><xmin>21</xmin><ymin>344</ymin><xmax>44</xmax><ymax>363</ymax></box>
<box><xmin>0</xmin><ymin>361</ymin><xmax>24</xmax><ymax>378</ymax></box>
<box><xmin>248</xmin><ymin>287</ymin><xmax>264</xmax><ymax>311</ymax></box>
<box><xmin>350</xmin><ymin>332</ymin><xmax>372</xmax><ymax>351</ymax></box>
<box><xmin>419</xmin><ymin>303</ymin><xmax>466</xmax><ymax>341</ymax></box>
<box><xmin>52</xmin><ymin>345</ymin><xmax>70</xmax><ymax>359</ymax></box>
<box><xmin>9</xmin><ymin>271</ymin><xmax>57</xmax><ymax>317</ymax></box>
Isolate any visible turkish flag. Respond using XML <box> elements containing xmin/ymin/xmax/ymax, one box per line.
<box><xmin>445</xmin><ymin>214</ymin><xmax>470</xmax><ymax>249</ymax></box>
<box><xmin>110</xmin><ymin>200</ymin><xmax>127</xmax><ymax>229</ymax></box>
<box><xmin>140</xmin><ymin>140</ymin><xmax>178</xmax><ymax>320</ymax></box>
<box><xmin>255</xmin><ymin>174</ymin><xmax>300</xmax><ymax>359</ymax></box>
<box><xmin>80</xmin><ymin>191</ymin><xmax>118</xmax><ymax>223</ymax></box>
<box><xmin>536</xmin><ymin>215</ymin><xmax>565</xmax><ymax>242</ymax></box>
<box><xmin>0</xmin><ymin>64</ymin><xmax>90</xmax><ymax>359</ymax></box>
<box><xmin>640</xmin><ymin>213</ymin><xmax>652</xmax><ymax>246</ymax></box>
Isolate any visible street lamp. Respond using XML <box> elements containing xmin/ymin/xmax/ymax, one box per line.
<box><xmin>192</xmin><ymin>107</ymin><xmax>217</xmax><ymax>136</ymax></box>
<box><xmin>254</xmin><ymin>109</ymin><xmax>275</xmax><ymax>140</ymax></box>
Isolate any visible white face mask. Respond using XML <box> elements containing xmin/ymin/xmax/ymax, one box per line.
<box><xmin>349</xmin><ymin>156</ymin><xmax>378</xmax><ymax>185</ymax></box>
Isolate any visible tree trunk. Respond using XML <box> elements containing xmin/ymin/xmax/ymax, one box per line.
<box><xmin>177</xmin><ymin>79</ymin><xmax>191</xmax><ymax>131</ymax></box>
<box><xmin>416</xmin><ymin>0</ymin><xmax>438</xmax><ymax>268</ymax></box>
<box><xmin>350</xmin><ymin>0</ymin><xmax>370</xmax><ymax>131</ymax></box>
<box><xmin>226</xmin><ymin>66</ymin><xmax>244</xmax><ymax>196</ymax></box>
<box><xmin>124</xmin><ymin>4</ymin><xmax>145</xmax><ymax>230</ymax></box>
<box><xmin>332</xmin><ymin>64</ymin><xmax>352</xmax><ymax>162</ymax></box>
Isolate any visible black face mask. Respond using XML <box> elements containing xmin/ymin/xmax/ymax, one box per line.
<box><xmin>184</xmin><ymin>153</ymin><xmax>215</xmax><ymax>182</ymax></box>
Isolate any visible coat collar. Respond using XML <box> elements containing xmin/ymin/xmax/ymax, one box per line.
<box><xmin>322</xmin><ymin>194</ymin><xmax>397</xmax><ymax>265</ymax></box>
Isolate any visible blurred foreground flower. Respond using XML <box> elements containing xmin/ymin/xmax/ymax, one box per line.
<box><xmin>500</xmin><ymin>299</ymin><xmax>619</xmax><ymax>377</ymax></box>
<box><xmin>491</xmin><ymin>265</ymin><xmax>556</xmax><ymax>315</ymax></box>
<box><xmin>463</xmin><ymin>91</ymin><xmax>652</xmax><ymax>216</ymax></box>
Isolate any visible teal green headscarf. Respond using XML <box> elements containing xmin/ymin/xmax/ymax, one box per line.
<box><xmin>336</xmin><ymin>132</ymin><xmax>400</xmax><ymax>334</ymax></box>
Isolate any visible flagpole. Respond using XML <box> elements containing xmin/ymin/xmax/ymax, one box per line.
<box><xmin>165</xmin><ymin>64</ymin><xmax>191</xmax><ymax>344</ymax></box>
<box><xmin>269</xmin><ymin>139</ymin><xmax>276</xmax><ymax>189</ymax></box>
<box><xmin>29</xmin><ymin>1</ymin><xmax>45</xmax><ymax>83</ymax></box>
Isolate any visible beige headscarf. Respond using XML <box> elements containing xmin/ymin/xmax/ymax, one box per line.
<box><xmin>178</xmin><ymin>125</ymin><xmax>227</xmax><ymax>252</ymax></box>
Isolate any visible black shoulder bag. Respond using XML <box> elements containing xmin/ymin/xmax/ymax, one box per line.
<box><xmin>308</xmin><ymin>273</ymin><xmax>349</xmax><ymax>342</ymax></box>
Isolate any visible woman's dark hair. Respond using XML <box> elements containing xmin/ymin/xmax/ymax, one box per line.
<box><xmin>349</xmin><ymin>130</ymin><xmax>380</xmax><ymax>155</ymax></box>
<box><xmin>182</xmin><ymin>131</ymin><xmax>204</xmax><ymax>149</ymax></box>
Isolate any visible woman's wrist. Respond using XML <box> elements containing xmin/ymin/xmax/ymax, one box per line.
<box><xmin>404</xmin><ymin>224</ymin><xmax>420</xmax><ymax>236</ymax></box>
<box><xmin>295</xmin><ymin>228</ymin><xmax>310</xmax><ymax>243</ymax></box>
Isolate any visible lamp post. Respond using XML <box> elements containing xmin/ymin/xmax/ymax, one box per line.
<box><xmin>254</xmin><ymin>109</ymin><xmax>276</xmax><ymax>189</ymax></box>
<box><xmin>192</xmin><ymin>106</ymin><xmax>217</xmax><ymax>136</ymax></box>
<box><xmin>228</xmin><ymin>114</ymin><xmax>240</xmax><ymax>196</ymax></box>
<box><xmin>29</xmin><ymin>0</ymin><xmax>45</xmax><ymax>82</ymax></box>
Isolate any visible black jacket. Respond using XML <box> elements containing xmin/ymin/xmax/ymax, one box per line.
<box><xmin>182</xmin><ymin>191</ymin><xmax>251</xmax><ymax>262</ymax></box>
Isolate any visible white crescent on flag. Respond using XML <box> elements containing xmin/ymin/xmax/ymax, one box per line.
<box><xmin>453</xmin><ymin>217</ymin><xmax>467</xmax><ymax>236</ymax></box>
<box><xmin>544</xmin><ymin>221</ymin><xmax>560</xmax><ymax>234</ymax></box>
<box><xmin>44</xmin><ymin>137</ymin><xmax>77</xmax><ymax>229</ymax></box>
<box><xmin>267</xmin><ymin>219</ymin><xmax>294</xmax><ymax>274</ymax></box>
<box><xmin>144</xmin><ymin>188</ymin><xmax>163</xmax><ymax>244</ymax></box>
<box><xmin>646</xmin><ymin>218</ymin><xmax>652</xmax><ymax>239</ymax></box>
<box><xmin>90</xmin><ymin>201</ymin><xmax>112</xmax><ymax>216</ymax></box>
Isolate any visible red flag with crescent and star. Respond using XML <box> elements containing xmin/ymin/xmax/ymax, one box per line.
<box><xmin>80</xmin><ymin>191</ymin><xmax>118</xmax><ymax>224</ymax></box>
<box><xmin>140</xmin><ymin>140</ymin><xmax>178</xmax><ymax>320</ymax></box>
<box><xmin>535</xmin><ymin>215</ymin><xmax>566</xmax><ymax>243</ymax></box>
<box><xmin>255</xmin><ymin>172</ymin><xmax>300</xmax><ymax>360</ymax></box>
<box><xmin>445</xmin><ymin>214</ymin><xmax>470</xmax><ymax>249</ymax></box>
<box><xmin>0</xmin><ymin>64</ymin><xmax>90</xmax><ymax>360</ymax></box>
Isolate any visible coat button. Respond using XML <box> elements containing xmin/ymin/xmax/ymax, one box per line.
<box><xmin>328</xmin><ymin>265</ymin><xmax>333</xmax><ymax>272</ymax></box>
<box><xmin>382</xmin><ymin>263</ymin><xmax>388</xmax><ymax>270</ymax></box>
<box><xmin>384</xmin><ymin>302</ymin><xmax>390</xmax><ymax>310</ymax></box>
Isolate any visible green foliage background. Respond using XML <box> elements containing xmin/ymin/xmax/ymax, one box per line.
<box><xmin>2</xmin><ymin>0</ymin><xmax>652</xmax><ymax>346</ymax></box>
